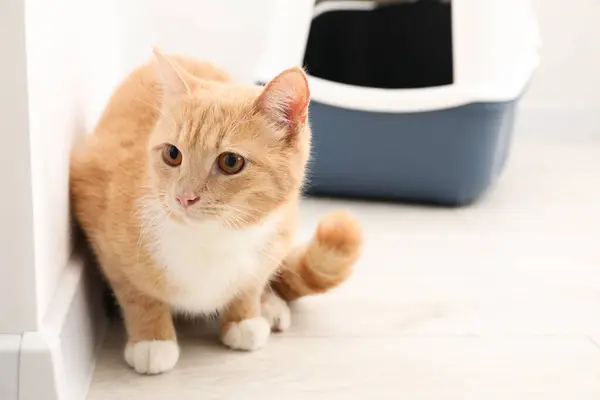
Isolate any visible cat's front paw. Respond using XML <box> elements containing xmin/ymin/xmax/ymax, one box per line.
<box><xmin>221</xmin><ymin>317</ymin><xmax>270</xmax><ymax>351</ymax></box>
<box><xmin>261</xmin><ymin>291</ymin><xmax>291</xmax><ymax>332</ymax></box>
<box><xmin>124</xmin><ymin>340</ymin><xmax>179</xmax><ymax>375</ymax></box>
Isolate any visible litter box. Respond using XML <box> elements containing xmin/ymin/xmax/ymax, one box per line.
<box><xmin>256</xmin><ymin>0</ymin><xmax>540</xmax><ymax>205</ymax></box>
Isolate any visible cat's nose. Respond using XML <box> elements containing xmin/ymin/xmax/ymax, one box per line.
<box><xmin>176</xmin><ymin>193</ymin><xmax>200</xmax><ymax>207</ymax></box>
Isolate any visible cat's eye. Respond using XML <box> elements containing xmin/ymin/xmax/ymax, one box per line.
<box><xmin>217</xmin><ymin>152</ymin><xmax>245</xmax><ymax>175</ymax></box>
<box><xmin>162</xmin><ymin>144</ymin><xmax>182</xmax><ymax>167</ymax></box>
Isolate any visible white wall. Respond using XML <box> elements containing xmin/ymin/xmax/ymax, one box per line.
<box><xmin>513</xmin><ymin>0</ymin><xmax>600</xmax><ymax>138</ymax></box>
<box><xmin>523</xmin><ymin>0</ymin><xmax>600</xmax><ymax>111</ymax></box>
<box><xmin>0</xmin><ymin>0</ymin><xmax>38</xmax><ymax>334</ymax></box>
<box><xmin>24</xmin><ymin>0</ymin><xmax>120</xmax><ymax>321</ymax></box>
<box><xmin>114</xmin><ymin>0</ymin><xmax>274</xmax><ymax>83</ymax></box>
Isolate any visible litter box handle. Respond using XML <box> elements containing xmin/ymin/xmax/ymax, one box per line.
<box><xmin>255</xmin><ymin>0</ymin><xmax>314</xmax><ymax>82</ymax></box>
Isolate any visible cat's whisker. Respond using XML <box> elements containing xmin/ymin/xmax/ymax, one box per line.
<box><xmin>221</xmin><ymin>203</ymin><xmax>266</xmax><ymax>213</ymax></box>
<box><xmin>136</xmin><ymin>200</ymin><xmax>170</xmax><ymax>262</ymax></box>
<box><xmin>227</xmin><ymin>211</ymin><xmax>257</xmax><ymax>229</ymax></box>
<box><xmin>257</xmin><ymin>249</ymin><xmax>283</xmax><ymax>266</ymax></box>
<box><xmin>198</xmin><ymin>205</ymin><xmax>251</xmax><ymax>221</ymax></box>
<box><xmin>257</xmin><ymin>248</ymin><xmax>306</xmax><ymax>285</ymax></box>
<box><xmin>220</xmin><ymin>215</ymin><xmax>236</xmax><ymax>231</ymax></box>
<box><xmin>263</xmin><ymin>279</ymin><xmax>274</xmax><ymax>295</ymax></box>
<box><xmin>206</xmin><ymin>203</ymin><xmax>265</xmax><ymax>220</ymax></box>
<box><xmin>134</xmin><ymin>202</ymin><xmax>164</xmax><ymax>218</ymax></box>
<box><xmin>221</xmin><ymin>209</ymin><xmax>258</xmax><ymax>222</ymax></box>
<box><xmin>222</xmin><ymin>214</ymin><xmax>242</xmax><ymax>231</ymax></box>
<box><xmin>257</xmin><ymin>247</ymin><xmax>304</xmax><ymax>282</ymax></box>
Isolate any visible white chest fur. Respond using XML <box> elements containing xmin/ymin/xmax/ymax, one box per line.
<box><xmin>148</xmin><ymin>213</ymin><xmax>280</xmax><ymax>313</ymax></box>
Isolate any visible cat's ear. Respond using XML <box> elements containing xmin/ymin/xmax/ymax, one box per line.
<box><xmin>257</xmin><ymin>67</ymin><xmax>310</xmax><ymax>133</ymax></box>
<box><xmin>153</xmin><ymin>48</ymin><xmax>194</xmax><ymax>99</ymax></box>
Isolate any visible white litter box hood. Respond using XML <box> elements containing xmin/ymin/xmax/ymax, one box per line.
<box><xmin>256</xmin><ymin>0</ymin><xmax>540</xmax><ymax>113</ymax></box>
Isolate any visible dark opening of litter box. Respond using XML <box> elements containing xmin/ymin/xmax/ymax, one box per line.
<box><xmin>303</xmin><ymin>0</ymin><xmax>453</xmax><ymax>89</ymax></box>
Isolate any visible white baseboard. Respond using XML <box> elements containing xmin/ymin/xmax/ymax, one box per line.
<box><xmin>0</xmin><ymin>335</ymin><xmax>21</xmax><ymax>400</ymax></box>
<box><xmin>18</xmin><ymin>256</ymin><xmax>107</xmax><ymax>400</ymax></box>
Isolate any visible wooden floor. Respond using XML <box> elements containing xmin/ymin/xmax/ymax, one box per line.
<box><xmin>88</xmin><ymin>135</ymin><xmax>600</xmax><ymax>399</ymax></box>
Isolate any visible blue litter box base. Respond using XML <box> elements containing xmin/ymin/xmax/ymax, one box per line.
<box><xmin>305</xmin><ymin>100</ymin><xmax>517</xmax><ymax>206</ymax></box>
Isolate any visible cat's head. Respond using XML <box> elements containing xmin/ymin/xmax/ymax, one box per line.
<box><xmin>145</xmin><ymin>49</ymin><xmax>311</xmax><ymax>227</ymax></box>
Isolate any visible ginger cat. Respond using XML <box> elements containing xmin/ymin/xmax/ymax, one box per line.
<box><xmin>70</xmin><ymin>49</ymin><xmax>362</xmax><ymax>375</ymax></box>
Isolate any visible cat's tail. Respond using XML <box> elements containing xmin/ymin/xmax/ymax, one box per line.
<box><xmin>273</xmin><ymin>210</ymin><xmax>363</xmax><ymax>301</ymax></box>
